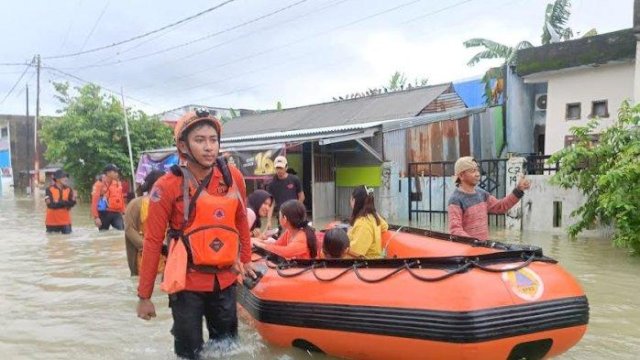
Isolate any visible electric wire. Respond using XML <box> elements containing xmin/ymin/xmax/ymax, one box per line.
<box><xmin>43</xmin><ymin>66</ymin><xmax>153</xmax><ymax>107</ymax></box>
<box><xmin>42</xmin><ymin>0</ymin><xmax>237</xmax><ymax>60</ymax></box>
<box><xmin>0</xmin><ymin>63</ymin><xmax>32</xmax><ymax>105</ymax></box>
<box><xmin>78</xmin><ymin>0</ymin><xmax>110</xmax><ymax>52</ymax></box>
<box><xmin>68</xmin><ymin>0</ymin><xmax>313</xmax><ymax>70</ymax></box>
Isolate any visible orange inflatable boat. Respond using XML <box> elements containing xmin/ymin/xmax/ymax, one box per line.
<box><xmin>238</xmin><ymin>225</ymin><xmax>589</xmax><ymax>360</ymax></box>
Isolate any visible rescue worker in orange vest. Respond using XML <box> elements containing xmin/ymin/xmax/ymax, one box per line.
<box><xmin>136</xmin><ymin>108</ymin><xmax>257</xmax><ymax>359</ymax></box>
<box><xmin>124</xmin><ymin>169</ymin><xmax>166</xmax><ymax>276</ymax></box>
<box><xmin>91</xmin><ymin>164</ymin><xmax>126</xmax><ymax>231</ymax></box>
<box><xmin>45</xmin><ymin>169</ymin><xmax>76</xmax><ymax>234</ymax></box>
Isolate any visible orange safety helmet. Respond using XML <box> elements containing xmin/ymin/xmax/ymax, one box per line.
<box><xmin>173</xmin><ymin>108</ymin><xmax>222</xmax><ymax>145</ymax></box>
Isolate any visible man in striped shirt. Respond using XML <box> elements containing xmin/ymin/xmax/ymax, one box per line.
<box><xmin>447</xmin><ymin>157</ymin><xmax>530</xmax><ymax>241</ymax></box>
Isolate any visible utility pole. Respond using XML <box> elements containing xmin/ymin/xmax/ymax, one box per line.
<box><xmin>33</xmin><ymin>54</ymin><xmax>40</xmax><ymax>195</ymax></box>
<box><xmin>121</xmin><ymin>87</ymin><xmax>137</xmax><ymax>195</ymax></box>
<box><xmin>26</xmin><ymin>83</ymin><xmax>31</xmax><ymax>194</ymax></box>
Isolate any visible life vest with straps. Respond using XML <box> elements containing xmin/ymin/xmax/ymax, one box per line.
<box><xmin>169</xmin><ymin>157</ymin><xmax>243</xmax><ymax>273</ymax></box>
<box><xmin>100</xmin><ymin>180</ymin><xmax>125</xmax><ymax>212</ymax></box>
<box><xmin>45</xmin><ymin>185</ymin><xmax>72</xmax><ymax>226</ymax></box>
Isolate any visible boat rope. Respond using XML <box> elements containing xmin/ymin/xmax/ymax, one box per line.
<box><xmin>311</xmin><ymin>262</ymin><xmax>359</xmax><ymax>282</ymax></box>
<box><xmin>404</xmin><ymin>260</ymin><xmax>473</xmax><ymax>282</ymax></box>
<box><xmin>469</xmin><ymin>252</ymin><xmax>536</xmax><ymax>273</ymax></box>
<box><xmin>260</xmin><ymin>251</ymin><xmax>550</xmax><ymax>284</ymax></box>
<box><xmin>351</xmin><ymin>261</ymin><xmax>416</xmax><ymax>283</ymax></box>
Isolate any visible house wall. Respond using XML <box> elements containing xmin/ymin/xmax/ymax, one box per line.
<box><xmin>312</xmin><ymin>181</ymin><xmax>335</xmax><ymax>224</ymax></box>
<box><xmin>520</xmin><ymin>175</ymin><xmax>611</xmax><ymax>236</ymax></box>
<box><xmin>636</xmin><ymin>39</ymin><xmax>640</xmax><ymax>102</ymax></box>
<box><xmin>505</xmin><ymin>67</ymin><xmax>538</xmax><ymax>155</ymax></box>
<box><xmin>541</xmin><ymin>62</ymin><xmax>635</xmax><ymax>154</ymax></box>
<box><xmin>1</xmin><ymin>115</ymin><xmax>46</xmax><ymax>193</ymax></box>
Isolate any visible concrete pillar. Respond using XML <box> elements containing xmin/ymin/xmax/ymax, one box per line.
<box><xmin>378</xmin><ymin>161</ymin><xmax>398</xmax><ymax>221</ymax></box>
<box><xmin>634</xmin><ymin>0</ymin><xmax>640</xmax><ymax>102</ymax></box>
<box><xmin>506</xmin><ymin>156</ymin><xmax>526</xmax><ymax>230</ymax></box>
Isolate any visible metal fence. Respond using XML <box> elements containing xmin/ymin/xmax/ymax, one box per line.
<box><xmin>407</xmin><ymin>159</ymin><xmax>508</xmax><ymax>228</ymax></box>
<box><xmin>525</xmin><ymin>155</ymin><xmax>559</xmax><ymax>175</ymax></box>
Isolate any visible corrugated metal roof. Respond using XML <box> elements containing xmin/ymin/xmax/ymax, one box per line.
<box><xmin>222</xmin><ymin>83</ymin><xmax>453</xmax><ymax>137</ymax></box>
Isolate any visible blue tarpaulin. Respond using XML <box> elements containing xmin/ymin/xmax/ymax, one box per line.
<box><xmin>453</xmin><ymin>78</ymin><xmax>485</xmax><ymax>108</ymax></box>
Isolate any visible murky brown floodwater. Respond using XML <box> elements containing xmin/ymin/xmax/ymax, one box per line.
<box><xmin>1</xmin><ymin>193</ymin><xmax>639</xmax><ymax>359</ymax></box>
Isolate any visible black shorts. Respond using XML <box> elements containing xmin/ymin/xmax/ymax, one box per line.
<box><xmin>46</xmin><ymin>225</ymin><xmax>72</xmax><ymax>234</ymax></box>
<box><xmin>99</xmin><ymin>211</ymin><xmax>124</xmax><ymax>230</ymax></box>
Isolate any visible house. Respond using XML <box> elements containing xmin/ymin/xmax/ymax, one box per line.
<box><xmin>0</xmin><ymin>114</ymin><xmax>47</xmax><ymax>194</ymax></box>
<box><xmin>138</xmin><ymin>83</ymin><xmax>508</xmax><ymax>225</ymax></box>
<box><xmin>215</xmin><ymin>82</ymin><xmax>504</xmax><ymax>223</ymax></box>
<box><xmin>510</xmin><ymin>28</ymin><xmax>637</xmax><ymax>155</ymax></box>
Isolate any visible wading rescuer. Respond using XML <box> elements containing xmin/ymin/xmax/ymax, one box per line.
<box><xmin>136</xmin><ymin>108</ymin><xmax>256</xmax><ymax>359</ymax></box>
<box><xmin>44</xmin><ymin>169</ymin><xmax>76</xmax><ymax>234</ymax></box>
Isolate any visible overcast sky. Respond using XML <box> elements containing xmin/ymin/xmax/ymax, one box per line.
<box><xmin>0</xmin><ymin>0</ymin><xmax>634</xmax><ymax>116</ymax></box>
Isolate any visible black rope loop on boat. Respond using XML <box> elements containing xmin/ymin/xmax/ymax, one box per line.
<box><xmin>351</xmin><ymin>261</ymin><xmax>416</xmax><ymax>283</ymax></box>
<box><xmin>470</xmin><ymin>252</ymin><xmax>536</xmax><ymax>273</ymax></box>
<box><xmin>275</xmin><ymin>261</ymin><xmax>314</xmax><ymax>278</ymax></box>
<box><xmin>404</xmin><ymin>260</ymin><xmax>473</xmax><ymax>282</ymax></box>
<box><xmin>311</xmin><ymin>261</ymin><xmax>360</xmax><ymax>282</ymax></box>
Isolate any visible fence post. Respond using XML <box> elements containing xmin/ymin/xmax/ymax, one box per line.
<box><xmin>506</xmin><ymin>157</ymin><xmax>526</xmax><ymax>230</ymax></box>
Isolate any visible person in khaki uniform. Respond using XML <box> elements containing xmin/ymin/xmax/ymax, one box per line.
<box><xmin>124</xmin><ymin>170</ymin><xmax>165</xmax><ymax>276</ymax></box>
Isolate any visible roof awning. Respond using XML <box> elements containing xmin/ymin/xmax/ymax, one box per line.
<box><xmin>220</xmin><ymin>126</ymin><xmax>380</xmax><ymax>151</ymax></box>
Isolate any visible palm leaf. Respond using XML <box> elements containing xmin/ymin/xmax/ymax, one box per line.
<box><xmin>548</xmin><ymin>0</ymin><xmax>571</xmax><ymax>29</ymax></box>
<box><xmin>467</xmin><ymin>50</ymin><xmax>505</xmax><ymax>66</ymax></box>
<box><xmin>464</xmin><ymin>38</ymin><xmax>512</xmax><ymax>66</ymax></box>
<box><xmin>542</xmin><ymin>0</ymin><xmax>572</xmax><ymax>44</ymax></box>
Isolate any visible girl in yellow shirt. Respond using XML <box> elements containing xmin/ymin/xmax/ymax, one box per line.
<box><xmin>347</xmin><ymin>185</ymin><xmax>388</xmax><ymax>259</ymax></box>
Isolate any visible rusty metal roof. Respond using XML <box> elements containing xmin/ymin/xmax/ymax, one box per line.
<box><xmin>222</xmin><ymin>83</ymin><xmax>455</xmax><ymax>137</ymax></box>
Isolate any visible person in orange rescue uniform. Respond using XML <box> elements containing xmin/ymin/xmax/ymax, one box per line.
<box><xmin>45</xmin><ymin>169</ymin><xmax>76</xmax><ymax>234</ymax></box>
<box><xmin>91</xmin><ymin>164</ymin><xmax>126</xmax><ymax>230</ymax></box>
<box><xmin>136</xmin><ymin>108</ymin><xmax>256</xmax><ymax>359</ymax></box>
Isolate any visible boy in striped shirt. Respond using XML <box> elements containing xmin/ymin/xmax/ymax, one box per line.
<box><xmin>447</xmin><ymin>157</ymin><xmax>530</xmax><ymax>241</ymax></box>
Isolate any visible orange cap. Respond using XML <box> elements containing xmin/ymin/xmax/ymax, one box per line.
<box><xmin>173</xmin><ymin>109</ymin><xmax>222</xmax><ymax>144</ymax></box>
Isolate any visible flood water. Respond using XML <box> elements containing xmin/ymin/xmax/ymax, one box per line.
<box><xmin>1</xmin><ymin>194</ymin><xmax>639</xmax><ymax>359</ymax></box>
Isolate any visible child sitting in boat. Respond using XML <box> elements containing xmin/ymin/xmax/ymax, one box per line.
<box><xmin>252</xmin><ymin>199</ymin><xmax>318</xmax><ymax>259</ymax></box>
<box><xmin>347</xmin><ymin>185</ymin><xmax>388</xmax><ymax>259</ymax></box>
<box><xmin>322</xmin><ymin>228</ymin><xmax>350</xmax><ymax>259</ymax></box>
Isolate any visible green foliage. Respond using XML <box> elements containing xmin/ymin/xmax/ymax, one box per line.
<box><xmin>542</xmin><ymin>0</ymin><xmax>572</xmax><ymax>44</ymax></box>
<box><xmin>220</xmin><ymin>108</ymin><xmax>239</xmax><ymax>124</ymax></box>
<box><xmin>549</xmin><ymin>100</ymin><xmax>640</xmax><ymax>254</ymax></box>
<box><xmin>388</xmin><ymin>71</ymin><xmax>407</xmax><ymax>91</ymax></box>
<box><xmin>40</xmin><ymin>82</ymin><xmax>173</xmax><ymax>198</ymax></box>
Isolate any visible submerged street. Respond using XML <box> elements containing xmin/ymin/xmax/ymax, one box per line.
<box><xmin>1</xmin><ymin>194</ymin><xmax>639</xmax><ymax>359</ymax></box>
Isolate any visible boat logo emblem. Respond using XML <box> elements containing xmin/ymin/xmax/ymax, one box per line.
<box><xmin>501</xmin><ymin>266</ymin><xmax>544</xmax><ymax>301</ymax></box>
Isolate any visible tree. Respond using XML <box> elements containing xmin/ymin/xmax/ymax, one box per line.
<box><xmin>549</xmin><ymin>100</ymin><xmax>640</xmax><ymax>254</ymax></box>
<box><xmin>541</xmin><ymin>0</ymin><xmax>597</xmax><ymax>44</ymax></box>
<box><xmin>220</xmin><ymin>108</ymin><xmax>238</xmax><ymax>124</ymax></box>
<box><xmin>388</xmin><ymin>71</ymin><xmax>407</xmax><ymax>91</ymax></box>
<box><xmin>463</xmin><ymin>38</ymin><xmax>534</xmax><ymax>67</ymax></box>
<box><xmin>542</xmin><ymin>0</ymin><xmax>572</xmax><ymax>44</ymax></box>
<box><xmin>40</xmin><ymin>82</ymin><xmax>173</xmax><ymax>197</ymax></box>
<box><xmin>464</xmin><ymin>0</ymin><xmax>595</xmax><ymax>66</ymax></box>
